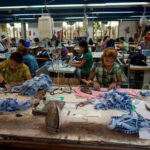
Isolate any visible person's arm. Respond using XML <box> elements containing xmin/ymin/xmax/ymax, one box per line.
<box><xmin>69</xmin><ymin>60</ymin><xmax>86</xmax><ymax>68</ymax></box>
<box><xmin>108</xmin><ymin>74</ymin><xmax>122</xmax><ymax>90</ymax></box>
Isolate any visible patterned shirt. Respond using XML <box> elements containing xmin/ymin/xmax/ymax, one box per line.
<box><xmin>91</xmin><ymin>61</ymin><xmax>122</xmax><ymax>87</ymax></box>
<box><xmin>0</xmin><ymin>59</ymin><xmax>30</xmax><ymax>83</ymax></box>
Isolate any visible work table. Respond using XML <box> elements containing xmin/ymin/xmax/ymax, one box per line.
<box><xmin>0</xmin><ymin>90</ymin><xmax>150</xmax><ymax>150</ymax></box>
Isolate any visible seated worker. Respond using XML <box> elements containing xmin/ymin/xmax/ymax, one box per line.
<box><xmin>140</xmin><ymin>36</ymin><xmax>149</xmax><ymax>50</ymax></box>
<box><xmin>18</xmin><ymin>39</ymin><xmax>27</xmax><ymax>48</ymax></box>
<box><xmin>17</xmin><ymin>46</ymin><xmax>39</xmax><ymax>75</ymax></box>
<box><xmin>0</xmin><ymin>52</ymin><xmax>31</xmax><ymax>88</ymax></box>
<box><xmin>69</xmin><ymin>40</ymin><xmax>93</xmax><ymax>79</ymax></box>
<box><xmin>83</xmin><ymin>48</ymin><xmax>122</xmax><ymax>90</ymax></box>
<box><xmin>117</xmin><ymin>37</ymin><xmax>129</xmax><ymax>51</ymax></box>
<box><xmin>10</xmin><ymin>38</ymin><xmax>17</xmax><ymax>47</ymax></box>
<box><xmin>58</xmin><ymin>44</ymin><xmax>68</xmax><ymax>60</ymax></box>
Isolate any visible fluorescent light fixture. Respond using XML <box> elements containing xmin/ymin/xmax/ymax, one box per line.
<box><xmin>118</xmin><ymin>18</ymin><xmax>139</xmax><ymax>21</ymax></box>
<box><xmin>19</xmin><ymin>18</ymin><xmax>36</xmax><ymax>20</ymax></box>
<box><xmin>12</xmin><ymin>13</ymin><xmax>47</xmax><ymax>16</ymax></box>
<box><xmin>65</xmin><ymin>16</ymin><xmax>97</xmax><ymax>19</ymax></box>
<box><xmin>0</xmin><ymin>2</ymin><xmax>149</xmax><ymax>10</ymax></box>
<box><xmin>130</xmin><ymin>15</ymin><xmax>150</xmax><ymax>17</ymax></box>
<box><xmin>92</xmin><ymin>11</ymin><xmax>134</xmax><ymax>14</ymax></box>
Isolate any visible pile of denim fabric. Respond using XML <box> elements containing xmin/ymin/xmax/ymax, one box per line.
<box><xmin>11</xmin><ymin>74</ymin><xmax>53</xmax><ymax>98</ymax></box>
<box><xmin>108</xmin><ymin>111</ymin><xmax>150</xmax><ymax>134</ymax></box>
<box><xmin>93</xmin><ymin>90</ymin><xmax>132</xmax><ymax>111</ymax></box>
<box><xmin>0</xmin><ymin>98</ymin><xmax>30</xmax><ymax>112</ymax></box>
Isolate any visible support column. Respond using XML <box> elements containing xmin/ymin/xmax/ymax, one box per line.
<box><xmin>21</xmin><ymin>20</ymin><xmax>26</xmax><ymax>40</ymax></box>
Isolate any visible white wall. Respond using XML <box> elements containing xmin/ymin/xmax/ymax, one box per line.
<box><xmin>28</xmin><ymin>23</ymin><xmax>39</xmax><ymax>41</ymax></box>
<box><xmin>54</xmin><ymin>22</ymin><xmax>62</xmax><ymax>33</ymax></box>
<box><xmin>119</xmin><ymin>21</ymin><xmax>138</xmax><ymax>41</ymax></box>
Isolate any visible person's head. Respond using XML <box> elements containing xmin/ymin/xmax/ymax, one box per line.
<box><xmin>19</xmin><ymin>39</ymin><xmax>27</xmax><ymax>47</ymax></box>
<box><xmin>34</xmin><ymin>37</ymin><xmax>39</xmax><ymax>43</ymax></box>
<box><xmin>119</xmin><ymin>37</ymin><xmax>125</xmax><ymax>43</ymax></box>
<box><xmin>101</xmin><ymin>48</ymin><xmax>118</xmax><ymax>68</ymax></box>
<box><xmin>9</xmin><ymin>52</ymin><xmax>23</xmax><ymax>71</ymax></box>
<box><xmin>144</xmin><ymin>36</ymin><xmax>148</xmax><ymax>43</ymax></box>
<box><xmin>11</xmin><ymin>38</ymin><xmax>16</xmax><ymax>44</ymax></box>
<box><xmin>79</xmin><ymin>40</ymin><xmax>88</xmax><ymax>53</ymax></box>
<box><xmin>17</xmin><ymin>46</ymin><xmax>29</xmax><ymax>56</ymax></box>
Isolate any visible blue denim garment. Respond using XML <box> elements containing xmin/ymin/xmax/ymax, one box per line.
<box><xmin>11</xmin><ymin>74</ymin><xmax>53</xmax><ymax>98</ymax></box>
<box><xmin>140</xmin><ymin>91</ymin><xmax>150</xmax><ymax>96</ymax></box>
<box><xmin>0</xmin><ymin>98</ymin><xmax>30</xmax><ymax>112</ymax></box>
<box><xmin>93</xmin><ymin>90</ymin><xmax>132</xmax><ymax>111</ymax></box>
<box><xmin>108</xmin><ymin>111</ymin><xmax>150</xmax><ymax>134</ymax></box>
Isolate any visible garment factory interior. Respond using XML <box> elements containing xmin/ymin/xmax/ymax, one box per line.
<box><xmin>0</xmin><ymin>0</ymin><xmax>150</xmax><ymax>150</ymax></box>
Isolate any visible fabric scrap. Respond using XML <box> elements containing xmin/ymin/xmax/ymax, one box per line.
<box><xmin>93</xmin><ymin>90</ymin><xmax>132</xmax><ymax>111</ymax></box>
<box><xmin>0</xmin><ymin>98</ymin><xmax>30</xmax><ymax>112</ymax></box>
<box><xmin>11</xmin><ymin>74</ymin><xmax>53</xmax><ymax>98</ymax></box>
<box><xmin>74</xmin><ymin>87</ymin><xmax>139</xmax><ymax>99</ymax></box>
<box><xmin>108</xmin><ymin>111</ymin><xmax>150</xmax><ymax>134</ymax></box>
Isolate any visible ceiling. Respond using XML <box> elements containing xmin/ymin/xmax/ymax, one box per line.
<box><xmin>0</xmin><ymin>0</ymin><xmax>150</xmax><ymax>23</ymax></box>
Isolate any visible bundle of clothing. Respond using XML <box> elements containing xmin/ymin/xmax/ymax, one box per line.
<box><xmin>11</xmin><ymin>74</ymin><xmax>53</xmax><ymax>98</ymax></box>
<box><xmin>0</xmin><ymin>98</ymin><xmax>30</xmax><ymax>112</ymax></box>
<box><xmin>108</xmin><ymin>111</ymin><xmax>150</xmax><ymax>134</ymax></box>
<box><xmin>93</xmin><ymin>90</ymin><xmax>132</xmax><ymax>111</ymax></box>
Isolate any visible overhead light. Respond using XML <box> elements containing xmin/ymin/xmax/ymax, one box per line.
<box><xmin>0</xmin><ymin>2</ymin><xmax>149</xmax><ymax>10</ymax></box>
<box><xmin>118</xmin><ymin>18</ymin><xmax>139</xmax><ymax>21</ymax></box>
<box><xmin>65</xmin><ymin>16</ymin><xmax>97</xmax><ymax>19</ymax></box>
<box><xmin>12</xmin><ymin>13</ymin><xmax>48</xmax><ymax>16</ymax></box>
<box><xmin>130</xmin><ymin>15</ymin><xmax>150</xmax><ymax>17</ymax></box>
<box><xmin>92</xmin><ymin>11</ymin><xmax>134</xmax><ymax>14</ymax></box>
<box><xmin>19</xmin><ymin>18</ymin><xmax>36</xmax><ymax>20</ymax></box>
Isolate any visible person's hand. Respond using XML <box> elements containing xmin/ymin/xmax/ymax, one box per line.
<box><xmin>69</xmin><ymin>62</ymin><xmax>73</xmax><ymax>66</ymax></box>
<box><xmin>108</xmin><ymin>82</ymin><xmax>116</xmax><ymax>90</ymax></box>
<box><xmin>93</xmin><ymin>82</ymin><xmax>100</xmax><ymax>90</ymax></box>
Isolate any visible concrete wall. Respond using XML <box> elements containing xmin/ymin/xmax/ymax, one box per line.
<box><xmin>118</xmin><ymin>21</ymin><xmax>138</xmax><ymax>41</ymax></box>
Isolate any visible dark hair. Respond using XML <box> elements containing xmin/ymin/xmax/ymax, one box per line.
<box><xmin>128</xmin><ymin>37</ymin><xmax>134</xmax><ymax>42</ymax></box>
<box><xmin>19</xmin><ymin>39</ymin><xmax>27</xmax><ymax>47</ymax></box>
<box><xmin>79</xmin><ymin>40</ymin><xmax>88</xmax><ymax>53</ymax></box>
<box><xmin>10</xmin><ymin>52</ymin><xmax>23</xmax><ymax>64</ymax></box>
<box><xmin>144</xmin><ymin>36</ymin><xmax>148</xmax><ymax>40</ymax></box>
<box><xmin>97</xmin><ymin>39</ymin><xmax>102</xmax><ymax>42</ymax></box>
<box><xmin>34</xmin><ymin>37</ymin><xmax>39</xmax><ymax>43</ymax></box>
<box><xmin>103</xmin><ymin>36</ymin><xmax>109</xmax><ymax>42</ymax></box>
<box><xmin>17</xmin><ymin>46</ymin><xmax>29</xmax><ymax>56</ymax></box>
<box><xmin>11</xmin><ymin>38</ymin><xmax>16</xmax><ymax>41</ymax></box>
<box><xmin>120</xmin><ymin>37</ymin><xmax>125</xmax><ymax>41</ymax></box>
<box><xmin>106</xmin><ymin>39</ymin><xmax>115</xmax><ymax>48</ymax></box>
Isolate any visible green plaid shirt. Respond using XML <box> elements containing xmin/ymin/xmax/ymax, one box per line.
<box><xmin>91</xmin><ymin>61</ymin><xmax>122</xmax><ymax>87</ymax></box>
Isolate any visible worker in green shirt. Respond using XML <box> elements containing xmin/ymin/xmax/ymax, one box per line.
<box><xmin>69</xmin><ymin>40</ymin><xmax>93</xmax><ymax>80</ymax></box>
<box><xmin>117</xmin><ymin>37</ymin><xmax>129</xmax><ymax>51</ymax></box>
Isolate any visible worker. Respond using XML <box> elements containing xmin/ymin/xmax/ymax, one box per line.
<box><xmin>83</xmin><ymin>47</ymin><xmax>122</xmax><ymax>90</ymax></box>
<box><xmin>0</xmin><ymin>52</ymin><xmax>31</xmax><ymax>89</ymax></box>
<box><xmin>117</xmin><ymin>37</ymin><xmax>129</xmax><ymax>52</ymax></box>
<box><xmin>10</xmin><ymin>38</ymin><xmax>17</xmax><ymax>47</ymax></box>
<box><xmin>58</xmin><ymin>44</ymin><xmax>68</xmax><ymax>60</ymax></box>
<box><xmin>69</xmin><ymin>40</ymin><xmax>93</xmax><ymax>79</ymax></box>
<box><xmin>17</xmin><ymin>46</ymin><xmax>39</xmax><ymax>75</ymax></box>
<box><xmin>18</xmin><ymin>39</ymin><xmax>27</xmax><ymax>48</ymax></box>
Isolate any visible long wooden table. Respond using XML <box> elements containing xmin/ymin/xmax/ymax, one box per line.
<box><xmin>0</xmin><ymin>90</ymin><xmax>150</xmax><ymax>150</ymax></box>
